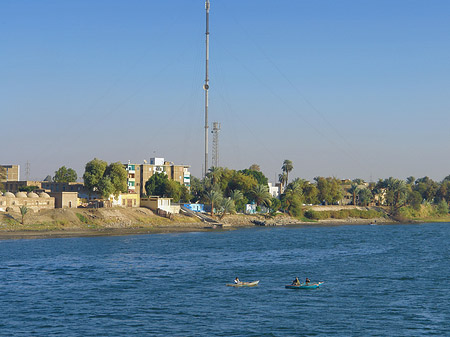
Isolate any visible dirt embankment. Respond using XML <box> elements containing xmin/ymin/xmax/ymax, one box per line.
<box><xmin>0</xmin><ymin>206</ymin><xmax>393</xmax><ymax>240</ymax></box>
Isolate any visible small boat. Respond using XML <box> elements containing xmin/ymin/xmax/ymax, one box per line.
<box><xmin>285</xmin><ymin>282</ymin><xmax>324</xmax><ymax>289</ymax></box>
<box><xmin>226</xmin><ymin>280</ymin><xmax>260</xmax><ymax>287</ymax></box>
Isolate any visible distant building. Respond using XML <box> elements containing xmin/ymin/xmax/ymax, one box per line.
<box><xmin>0</xmin><ymin>165</ymin><xmax>20</xmax><ymax>182</ymax></box>
<box><xmin>41</xmin><ymin>182</ymin><xmax>93</xmax><ymax>200</ymax></box>
<box><xmin>109</xmin><ymin>193</ymin><xmax>140</xmax><ymax>208</ymax></box>
<box><xmin>125</xmin><ymin>158</ymin><xmax>191</xmax><ymax>197</ymax></box>
<box><xmin>48</xmin><ymin>192</ymin><xmax>78</xmax><ymax>208</ymax></box>
<box><xmin>3</xmin><ymin>181</ymin><xmax>42</xmax><ymax>192</ymax></box>
<box><xmin>141</xmin><ymin>196</ymin><xmax>180</xmax><ymax>214</ymax></box>
<box><xmin>268</xmin><ymin>182</ymin><xmax>280</xmax><ymax>198</ymax></box>
<box><xmin>0</xmin><ymin>191</ymin><xmax>55</xmax><ymax>212</ymax></box>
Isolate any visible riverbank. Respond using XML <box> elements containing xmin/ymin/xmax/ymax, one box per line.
<box><xmin>0</xmin><ymin>206</ymin><xmax>441</xmax><ymax>240</ymax></box>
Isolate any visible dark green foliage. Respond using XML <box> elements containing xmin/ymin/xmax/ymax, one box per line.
<box><xmin>436</xmin><ymin>200</ymin><xmax>449</xmax><ymax>215</ymax></box>
<box><xmin>269</xmin><ymin>197</ymin><xmax>281</xmax><ymax>213</ymax></box>
<box><xmin>407</xmin><ymin>191</ymin><xmax>422</xmax><ymax>211</ymax></box>
<box><xmin>239</xmin><ymin>169</ymin><xmax>268</xmax><ymax>186</ymax></box>
<box><xmin>314</xmin><ymin>177</ymin><xmax>343</xmax><ymax>205</ymax></box>
<box><xmin>53</xmin><ymin>166</ymin><xmax>78</xmax><ymax>183</ymax></box>
<box><xmin>304</xmin><ymin>209</ymin><xmax>383</xmax><ymax>220</ymax></box>
<box><xmin>358</xmin><ymin>188</ymin><xmax>373</xmax><ymax>206</ymax></box>
<box><xmin>145</xmin><ymin>173</ymin><xmax>191</xmax><ymax>202</ymax></box>
<box><xmin>18</xmin><ymin>185</ymin><xmax>39</xmax><ymax>192</ymax></box>
<box><xmin>83</xmin><ymin>159</ymin><xmax>127</xmax><ymax>198</ymax></box>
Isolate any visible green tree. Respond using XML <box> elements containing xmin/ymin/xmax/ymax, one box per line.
<box><xmin>83</xmin><ymin>159</ymin><xmax>127</xmax><ymax>199</ymax></box>
<box><xmin>407</xmin><ymin>190</ymin><xmax>422</xmax><ymax>211</ymax></box>
<box><xmin>249</xmin><ymin>164</ymin><xmax>260</xmax><ymax>172</ymax></box>
<box><xmin>189</xmin><ymin>176</ymin><xmax>204</xmax><ymax>202</ymax></box>
<box><xmin>436</xmin><ymin>199</ymin><xmax>449</xmax><ymax>215</ymax></box>
<box><xmin>281</xmin><ymin>160</ymin><xmax>293</xmax><ymax>186</ymax></box>
<box><xmin>205</xmin><ymin>190</ymin><xmax>223</xmax><ymax>217</ymax></box>
<box><xmin>105</xmin><ymin>162</ymin><xmax>128</xmax><ymax>197</ymax></box>
<box><xmin>315</xmin><ymin>177</ymin><xmax>343</xmax><ymax>205</ymax></box>
<box><xmin>219</xmin><ymin>198</ymin><xmax>236</xmax><ymax>219</ymax></box>
<box><xmin>413</xmin><ymin>176</ymin><xmax>438</xmax><ymax>203</ymax></box>
<box><xmin>358</xmin><ymin>188</ymin><xmax>372</xmax><ymax>206</ymax></box>
<box><xmin>98</xmin><ymin>177</ymin><xmax>114</xmax><ymax>199</ymax></box>
<box><xmin>406</xmin><ymin>176</ymin><xmax>416</xmax><ymax>185</ymax></box>
<box><xmin>53</xmin><ymin>166</ymin><xmax>78</xmax><ymax>183</ymax></box>
<box><xmin>19</xmin><ymin>205</ymin><xmax>28</xmax><ymax>225</ymax></box>
<box><xmin>83</xmin><ymin>158</ymin><xmax>108</xmax><ymax>195</ymax></box>
<box><xmin>348</xmin><ymin>183</ymin><xmax>359</xmax><ymax>205</ymax></box>
<box><xmin>145</xmin><ymin>173</ymin><xmax>169</xmax><ymax>197</ymax></box>
<box><xmin>227</xmin><ymin>172</ymin><xmax>258</xmax><ymax>199</ymax></box>
<box><xmin>269</xmin><ymin>197</ymin><xmax>281</xmax><ymax>214</ymax></box>
<box><xmin>278</xmin><ymin>173</ymin><xmax>287</xmax><ymax>189</ymax></box>
<box><xmin>208</xmin><ymin>167</ymin><xmax>223</xmax><ymax>186</ymax></box>
<box><xmin>251</xmin><ymin>184</ymin><xmax>272</xmax><ymax>207</ymax></box>
<box><xmin>239</xmin><ymin>169</ymin><xmax>268</xmax><ymax>186</ymax></box>
<box><xmin>281</xmin><ymin>190</ymin><xmax>303</xmax><ymax>217</ymax></box>
<box><xmin>229</xmin><ymin>190</ymin><xmax>243</xmax><ymax>202</ymax></box>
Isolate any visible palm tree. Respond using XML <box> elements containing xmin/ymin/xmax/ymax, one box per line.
<box><xmin>358</xmin><ymin>188</ymin><xmax>373</xmax><ymax>206</ymax></box>
<box><xmin>19</xmin><ymin>206</ymin><xmax>28</xmax><ymax>225</ymax></box>
<box><xmin>249</xmin><ymin>164</ymin><xmax>260</xmax><ymax>172</ymax></box>
<box><xmin>278</xmin><ymin>173</ymin><xmax>287</xmax><ymax>189</ymax></box>
<box><xmin>229</xmin><ymin>189</ymin><xmax>243</xmax><ymax>202</ymax></box>
<box><xmin>208</xmin><ymin>167</ymin><xmax>223</xmax><ymax>186</ymax></box>
<box><xmin>348</xmin><ymin>183</ymin><xmax>359</xmax><ymax>205</ymax></box>
<box><xmin>281</xmin><ymin>160</ymin><xmax>293</xmax><ymax>186</ymax></box>
<box><xmin>219</xmin><ymin>198</ymin><xmax>236</xmax><ymax>220</ymax></box>
<box><xmin>252</xmin><ymin>184</ymin><xmax>272</xmax><ymax>207</ymax></box>
<box><xmin>205</xmin><ymin>190</ymin><xmax>223</xmax><ymax>217</ymax></box>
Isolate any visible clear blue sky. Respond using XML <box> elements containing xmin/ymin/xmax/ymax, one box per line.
<box><xmin>2</xmin><ymin>0</ymin><xmax>450</xmax><ymax>183</ymax></box>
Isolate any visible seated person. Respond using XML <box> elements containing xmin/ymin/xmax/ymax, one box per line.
<box><xmin>305</xmin><ymin>278</ymin><xmax>311</xmax><ymax>284</ymax></box>
<box><xmin>292</xmin><ymin>277</ymin><xmax>300</xmax><ymax>285</ymax></box>
<box><xmin>234</xmin><ymin>277</ymin><xmax>241</xmax><ymax>284</ymax></box>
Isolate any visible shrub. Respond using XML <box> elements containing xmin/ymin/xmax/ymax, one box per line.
<box><xmin>76</xmin><ymin>213</ymin><xmax>89</xmax><ymax>224</ymax></box>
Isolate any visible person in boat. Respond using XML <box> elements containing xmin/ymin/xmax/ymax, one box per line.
<box><xmin>234</xmin><ymin>277</ymin><xmax>241</xmax><ymax>284</ymax></box>
<box><xmin>305</xmin><ymin>278</ymin><xmax>311</xmax><ymax>284</ymax></box>
<box><xmin>292</xmin><ymin>277</ymin><xmax>300</xmax><ymax>285</ymax></box>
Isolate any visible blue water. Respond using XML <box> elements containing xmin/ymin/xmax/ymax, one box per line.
<box><xmin>0</xmin><ymin>223</ymin><xmax>449</xmax><ymax>336</ymax></box>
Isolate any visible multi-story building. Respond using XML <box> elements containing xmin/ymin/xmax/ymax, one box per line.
<box><xmin>0</xmin><ymin>165</ymin><xmax>20</xmax><ymax>182</ymax></box>
<box><xmin>124</xmin><ymin>158</ymin><xmax>190</xmax><ymax>196</ymax></box>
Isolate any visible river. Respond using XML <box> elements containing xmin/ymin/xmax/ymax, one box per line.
<box><xmin>1</xmin><ymin>223</ymin><xmax>449</xmax><ymax>336</ymax></box>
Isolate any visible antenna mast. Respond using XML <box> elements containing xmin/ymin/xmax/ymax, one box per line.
<box><xmin>203</xmin><ymin>0</ymin><xmax>210</xmax><ymax>177</ymax></box>
<box><xmin>212</xmin><ymin>122</ymin><xmax>221</xmax><ymax>167</ymax></box>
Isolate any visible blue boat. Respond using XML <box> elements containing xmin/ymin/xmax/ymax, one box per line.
<box><xmin>285</xmin><ymin>282</ymin><xmax>324</xmax><ymax>289</ymax></box>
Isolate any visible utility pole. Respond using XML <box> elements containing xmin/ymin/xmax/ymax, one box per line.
<box><xmin>203</xmin><ymin>0</ymin><xmax>210</xmax><ymax>177</ymax></box>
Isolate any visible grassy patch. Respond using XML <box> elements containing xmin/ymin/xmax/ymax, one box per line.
<box><xmin>304</xmin><ymin>209</ymin><xmax>384</xmax><ymax>220</ymax></box>
<box><xmin>76</xmin><ymin>213</ymin><xmax>89</xmax><ymax>224</ymax></box>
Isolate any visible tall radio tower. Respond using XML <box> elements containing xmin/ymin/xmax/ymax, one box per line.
<box><xmin>203</xmin><ymin>0</ymin><xmax>210</xmax><ymax>177</ymax></box>
<box><xmin>211</xmin><ymin>122</ymin><xmax>221</xmax><ymax>168</ymax></box>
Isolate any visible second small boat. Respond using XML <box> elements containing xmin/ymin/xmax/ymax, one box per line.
<box><xmin>285</xmin><ymin>282</ymin><xmax>324</xmax><ymax>289</ymax></box>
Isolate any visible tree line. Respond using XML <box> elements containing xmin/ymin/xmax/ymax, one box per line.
<box><xmin>21</xmin><ymin>159</ymin><xmax>450</xmax><ymax>219</ymax></box>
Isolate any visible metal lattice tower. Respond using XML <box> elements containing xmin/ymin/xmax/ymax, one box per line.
<box><xmin>211</xmin><ymin>122</ymin><xmax>220</xmax><ymax>168</ymax></box>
